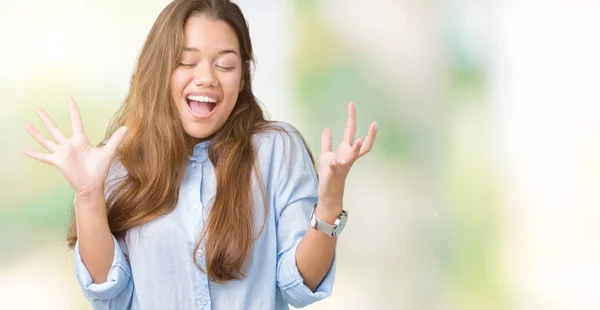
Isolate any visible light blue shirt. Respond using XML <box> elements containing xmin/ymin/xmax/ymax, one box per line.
<box><xmin>73</xmin><ymin>123</ymin><xmax>336</xmax><ymax>309</ymax></box>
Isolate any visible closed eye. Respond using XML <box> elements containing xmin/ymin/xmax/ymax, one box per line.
<box><xmin>216</xmin><ymin>65</ymin><xmax>234</xmax><ymax>70</ymax></box>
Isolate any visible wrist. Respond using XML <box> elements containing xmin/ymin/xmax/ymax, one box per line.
<box><xmin>74</xmin><ymin>189</ymin><xmax>107</xmax><ymax>213</ymax></box>
<box><xmin>310</xmin><ymin>202</ymin><xmax>349</xmax><ymax>238</ymax></box>
<box><xmin>315</xmin><ymin>200</ymin><xmax>343</xmax><ymax>224</ymax></box>
<box><xmin>75</xmin><ymin>184</ymin><xmax>104</xmax><ymax>199</ymax></box>
<box><xmin>75</xmin><ymin>186</ymin><xmax>105</xmax><ymax>200</ymax></box>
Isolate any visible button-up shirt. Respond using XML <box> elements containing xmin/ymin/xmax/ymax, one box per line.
<box><xmin>73</xmin><ymin>123</ymin><xmax>336</xmax><ymax>309</ymax></box>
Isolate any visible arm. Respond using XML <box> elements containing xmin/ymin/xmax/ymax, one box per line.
<box><xmin>74</xmin><ymin>191</ymin><xmax>115</xmax><ymax>284</ymax></box>
<box><xmin>72</xmin><ymin>169</ymin><xmax>135</xmax><ymax>307</ymax></box>
<box><xmin>22</xmin><ymin>97</ymin><xmax>133</xmax><ymax>307</ymax></box>
<box><xmin>270</xmin><ymin>126</ymin><xmax>337</xmax><ymax>308</ymax></box>
<box><xmin>295</xmin><ymin>201</ymin><xmax>339</xmax><ymax>292</ymax></box>
<box><xmin>295</xmin><ymin>101</ymin><xmax>377</xmax><ymax>292</ymax></box>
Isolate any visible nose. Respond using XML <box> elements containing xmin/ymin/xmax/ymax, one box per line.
<box><xmin>193</xmin><ymin>63</ymin><xmax>218</xmax><ymax>88</ymax></box>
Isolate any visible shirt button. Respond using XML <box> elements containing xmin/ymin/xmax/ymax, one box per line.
<box><xmin>199</xmin><ymin>298</ymin><xmax>208</xmax><ymax>305</ymax></box>
<box><xmin>196</xmin><ymin>249</ymin><xmax>204</xmax><ymax>257</ymax></box>
<box><xmin>192</xmin><ymin>162</ymin><xmax>200</xmax><ymax>169</ymax></box>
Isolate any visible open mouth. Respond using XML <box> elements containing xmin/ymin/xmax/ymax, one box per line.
<box><xmin>186</xmin><ymin>95</ymin><xmax>218</xmax><ymax>117</ymax></box>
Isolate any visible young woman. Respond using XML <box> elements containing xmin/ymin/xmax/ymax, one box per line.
<box><xmin>23</xmin><ymin>0</ymin><xmax>377</xmax><ymax>309</ymax></box>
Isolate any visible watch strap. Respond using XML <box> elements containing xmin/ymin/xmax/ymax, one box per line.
<box><xmin>310</xmin><ymin>204</ymin><xmax>347</xmax><ymax>237</ymax></box>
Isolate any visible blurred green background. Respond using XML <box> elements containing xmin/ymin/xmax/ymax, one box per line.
<box><xmin>2</xmin><ymin>1</ymin><xmax>600</xmax><ymax>309</ymax></box>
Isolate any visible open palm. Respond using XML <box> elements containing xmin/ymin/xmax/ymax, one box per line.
<box><xmin>317</xmin><ymin>102</ymin><xmax>377</xmax><ymax>202</ymax></box>
<box><xmin>23</xmin><ymin>97</ymin><xmax>128</xmax><ymax>197</ymax></box>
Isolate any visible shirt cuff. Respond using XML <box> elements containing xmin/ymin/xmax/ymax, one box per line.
<box><xmin>74</xmin><ymin>235</ymin><xmax>132</xmax><ymax>301</ymax></box>
<box><xmin>277</xmin><ymin>241</ymin><xmax>336</xmax><ymax>308</ymax></box>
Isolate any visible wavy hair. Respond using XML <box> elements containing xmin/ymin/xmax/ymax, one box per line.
<box><xmin>67</xmin><ymin>0</ymin><xmax>313</xmax><ymax>283</ymax></box>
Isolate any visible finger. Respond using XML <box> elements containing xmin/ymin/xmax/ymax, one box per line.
<box><xmin>329</xmin><ymin>159</ymin><xmax>339</xmax><ymax>173</ymax></box>
<box><xmin>22</xmin><ymin>149</ymin><xmax>54</xmax><ymax>165</ymax></box>
<box><xmin>352</xmin><ymin>137</ymin><xmax>364</xmax><ymax>158</ymax></box>
<box><xmin>359</xmin><ymin>122</ymin><xmax>378</xmax><ymax>157</ymax></box>
<box><xmin>103</xmin><ymin>126</ymin><xmax>128</xmax><ymax>156</ymax></box>
<box><xmin>320</xmin><ymin>128</ymin><xmax>332</xmax><ymax>154</ymax></box>
<box><xmin>35</xmin><ymin>108</ymin><xmax>67</xmax><ymax>142</ymax></box>
<box><xmin>25</xmin><ymin>123</ymin><xmax>57</xmax><ymax>152</ymax></box>
<box><xmin>68</xmin><ymin>97</ymin><xmax>85</xmax><ymax>135</ymax></box>
<box><xmin>342</xmin><ymin>101</ymin><xmax>356</xmax><ymax>145</ymax></box>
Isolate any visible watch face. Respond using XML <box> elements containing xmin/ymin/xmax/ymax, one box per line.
<box><xmin>334</xmin><ymin>212</ymin><xmax>348</xmax><ymax>236</ymax></box>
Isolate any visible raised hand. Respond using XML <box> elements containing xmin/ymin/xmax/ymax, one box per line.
<box><xmin>22</xmin><ymin>97</ymin><xmax>128</xmax><ymax>198</ymax></box>
<box><xmin>317</xmin><ymin>101</ymin><xmax>377</xmax><ymax>213</ymax></box>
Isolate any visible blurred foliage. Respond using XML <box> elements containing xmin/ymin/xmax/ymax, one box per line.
<box><xmin>0</xmin><ymin>0</ymin><xmax>512</xmax><ymax>309</ymax></box>
<box><xmin>292</xmin><ymin>1</ymin><xmax>407</xmax><ymax>161</ymax></box>
<box><xmin>291</xmin><ymin>1</ymin><xmax>506</xmax><ymax>309</ymax></box>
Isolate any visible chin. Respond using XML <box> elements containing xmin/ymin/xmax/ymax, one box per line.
<box><xmin>182</xmin><ymin>121</ymin><xmax>220</xmax><ymax>140</ymax></box>
<box><xmin>184</xmin><ymin>128</ymin><xmax>215</xmax><ymax>140</ymax></box>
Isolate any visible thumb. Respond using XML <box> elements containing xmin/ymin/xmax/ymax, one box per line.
<box><xmin>103</xmin><ymin>126</ymin><xmax>128</xmax><ymax>157</ymax></box>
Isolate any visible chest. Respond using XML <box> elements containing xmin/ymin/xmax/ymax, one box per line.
<box><xmin>123</xmin><ymin>160</ymin><xmax>273</xmax><ymax>260</ymax></box>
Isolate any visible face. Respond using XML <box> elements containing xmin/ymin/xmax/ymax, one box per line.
<box><xmin>170</xmin><ymin>13</ymin><xmax>244</xmax><ymax>140</ymax></box>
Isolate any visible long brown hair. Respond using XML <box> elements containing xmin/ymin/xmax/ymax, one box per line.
<box><xmin>67</xmin><ymin>0</ymin><xmax>303</xmax><ymax>283</ymax></box>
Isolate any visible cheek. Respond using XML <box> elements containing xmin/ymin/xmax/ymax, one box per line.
<box><xmin>170</xmin><ymin>70</ymin><xmax>188</xmax><ymax>100</ymax></box>
<box><xmin>220</xmin><ymin>73</ymin><xmax>243</xmax><ymax>96</ymax></box>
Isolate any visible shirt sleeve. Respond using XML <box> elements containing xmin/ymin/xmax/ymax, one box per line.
<box><xmin>271</xmin><ymin>126</ymin><xmax>336</xmax><ymax>308</ymax></box>
<box><xmin>74</xmin><ymin>235</ymin><xmax>134</xmax><ymax>309</ymax></box>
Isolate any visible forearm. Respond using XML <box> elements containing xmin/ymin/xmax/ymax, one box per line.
<box><xmin>295</xmin><ymin>202</ymin><xmax>341</xmax><ymax>292</ymax></box>
<box><xmin>74</xmin><ymin>191</ymin><xmax>115</xmax><ymax>284</ymax></box>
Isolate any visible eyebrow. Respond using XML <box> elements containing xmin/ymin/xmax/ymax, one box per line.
<box><xmin>183</xmin><ymin>47</ymin><xmax>239</xmax><ymax>56</ymax></box>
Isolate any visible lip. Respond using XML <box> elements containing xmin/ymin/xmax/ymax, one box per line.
<box><xmin>184</xmin><ymin>91</ymin><xmax>221</xmax><ymax>120</ymax></box>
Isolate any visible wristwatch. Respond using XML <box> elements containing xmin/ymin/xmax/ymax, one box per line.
<box><xmin>310</xmin><ymin>204</ymin><xmax>348</xmax><ymax>238</ymax></box>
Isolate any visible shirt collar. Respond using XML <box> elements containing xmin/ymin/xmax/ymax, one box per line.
<box><xmin>189</xmin><ymin>140</ymin><xmax>211</xmax><ymax>162</ymax></box>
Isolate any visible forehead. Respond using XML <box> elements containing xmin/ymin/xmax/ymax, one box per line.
<box><xmin>183</xmin><ymin>14</ymin><xmax>240</xmax><ymax>54</ymax></box>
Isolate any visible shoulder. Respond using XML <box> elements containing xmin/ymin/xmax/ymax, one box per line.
<box><xmin>252</xmin><ymin>122</ymin><xmax>316</xmax><ymax>176</ymax></box>
<box><xmin>252</xmin><ymin>121</ymin><xmax>309</xmax><ymax>158</ymax></box>
<box><xmin>253</xmin><ymin>121</ymin><xmax>301</xmax><ymax>143</ymax></box>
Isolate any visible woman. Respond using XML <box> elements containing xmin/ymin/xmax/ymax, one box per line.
<box><xmin>23</xmin><ymin>0</ymin><xmax>377</xmax><ymax>309</ymax></box>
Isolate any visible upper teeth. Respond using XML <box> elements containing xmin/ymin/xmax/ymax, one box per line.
<box><xmin>188</xmin><ymin>95</ymin><xmax>217</xmax><ymax>103</ymax></box>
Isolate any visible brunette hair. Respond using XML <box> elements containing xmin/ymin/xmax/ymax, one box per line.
<box><xmin>67</xmin><ymin>0</ymin><xmax>313</xmax><ymax>283</ymax></box>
